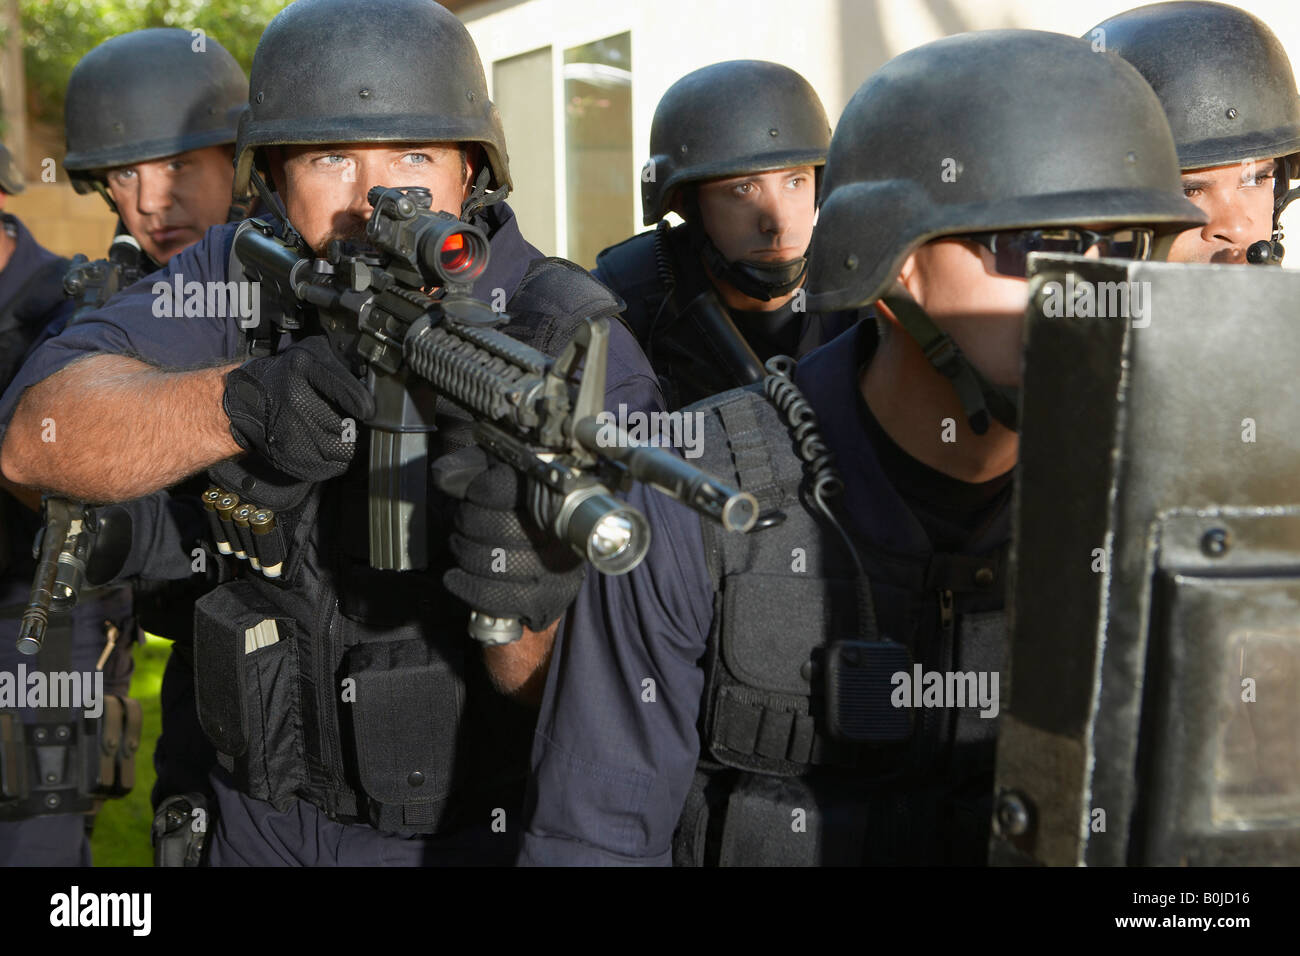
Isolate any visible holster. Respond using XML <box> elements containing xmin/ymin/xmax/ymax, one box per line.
<box><xmin>0</xmin><ymin>695</ymin><xmax>142</xmax><ymax>821</ymax></box>
<box><xmin>152</xmin><ymin>792</ymin><xmax>210</xmax><ymax>867</ymax></box>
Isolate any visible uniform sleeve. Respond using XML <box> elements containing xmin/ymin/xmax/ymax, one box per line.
<box><xmin>603</xmin><ymin>315</ymin><xmax>664</xmax><ymax>418</ymax></box>
<box><xmin>519</xmin><ymin>481</ymin><xmax>714</xmax><ymax>865</ymax></box>
<box><xmin>0</xmin><ymin>224</ymin><xmax>239</xmax><ymax>441</ymax></box>
<box><xmin>105</xmin><ymin>489</ymin><xmax>209</xmax><ymax>584</ymax></box>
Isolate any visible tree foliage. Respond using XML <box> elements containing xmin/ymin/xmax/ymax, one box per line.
<box><xmin>20</xmin><ymin>0</ymin><xmax>292</xmax><ymax>126</ymax></box>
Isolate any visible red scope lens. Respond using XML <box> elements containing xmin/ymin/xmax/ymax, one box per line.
<box><xmin>439</xmin><ymin>232</ymin><xmax>475</xmax><ymax>275</ymax></box>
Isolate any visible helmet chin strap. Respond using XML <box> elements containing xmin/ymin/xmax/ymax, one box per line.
<box><xmin>248</xmin><ymin>167</ymin><xmax>307</xmax><ymax>252</ymax></box>
<box><xmin>460</xmin><ymin>163</ymin><xmax>509</xmax><ymax>222</ymax></box>
<box><xmin>695</xmin><ymin>227</ymin><xmax>808</xmax><ymax>301</ymax></box>
<box><xmin>880</xmin><ymin>292</ymin><xmax>1019</xmax><ymax>435</ymax></box>
<box><xmin>89</xmin><ymin>180</ymin><xmax>119</xmax><ymax>216</ymax></box>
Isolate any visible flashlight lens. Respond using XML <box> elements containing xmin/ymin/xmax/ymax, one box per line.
<box><xmin>590</xmin><ymin>515</ymin><xmax>634</xmax><ymax>560</ymax></box>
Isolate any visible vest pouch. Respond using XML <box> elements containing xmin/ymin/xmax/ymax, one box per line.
<box><xmin>341</xmin><ymin>634</ymin><xmax>465</xmax><ymax>833</ymax></box>
<box><xmin>715</xmin><ymin>772</ymin><xmax>869</xmax><ymax>866</ymax></box>
<box><xmin>707</xmin><ymin>573</ymin><xmax>856</xmax><ymax>775</ymax></box>
<box><xmin>193</xmin><ymin>580</ymin><xmax>306</xmax><ymax>810</ymax></box>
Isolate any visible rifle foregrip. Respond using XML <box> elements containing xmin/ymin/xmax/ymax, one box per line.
<box><xmin>403</xmin><ymin>318</ymin><xmax>546</xmax><ymax>427</ymax></box>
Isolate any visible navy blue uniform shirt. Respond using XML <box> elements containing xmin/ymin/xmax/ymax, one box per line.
<box><xmin>0</xmin><ymin>214</ymin><xmax>66</xmax><ymax>314</ymax></box>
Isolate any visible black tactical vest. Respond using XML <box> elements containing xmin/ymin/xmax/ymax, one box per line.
<box><xmin>192</xmin><ymin>256</ymin><xmax>622</xmax><ymax>835</ymax></box>
<box><xmin>675</xmin><ymin>378</ymin><xmax>1010</xmax><ymax>865</ymax></box>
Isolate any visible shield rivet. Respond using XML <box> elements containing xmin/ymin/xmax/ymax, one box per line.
<box><xmin>994</xmin><ymin>791</ymin><xmax>1031</xmax><ymax>837</ymax></box>
<box><xmin>1201</xmin><ymin>527</ymin><xmax>1230</xmax><ymax>557</ymax></box>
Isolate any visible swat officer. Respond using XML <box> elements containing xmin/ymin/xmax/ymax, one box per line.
<box><xmin>0</xmin><ymin>29</ymin><xmax>248</xmax><ymax>865</ymax></box>
<box><xmin>62</xmin><ymin>28</ymin><xmax>252</xmax><ymax>833</ymax></box>
<box><xmin>595</xmin><ymin>60</ymin><xmax>856</xmax><ymax>410</ymax></box>
<box><xmin>63</xmin><ymin>29</ymin><xmax>250</xmax><ymax>268</ymax></box>
<box><xmin>1090</xmin><ymin>2</ymin><xmax>1300</xmax><ymax>266</ymax></box>
<box><xmin>499</xmin><ymin>30</ymin><xmax>1204</xmax><ymax>865</ymax></box>
<box><xmin>0</xmin><ymin>145</ymin><xmax>96</xmax><ymax>865</ymax></box>
<box><xmin>0</xmin><ymin>0</ymin><xmax>657</xmax><ymax>866</ymax></box>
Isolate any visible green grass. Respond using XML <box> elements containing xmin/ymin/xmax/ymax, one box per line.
<box><xmin>90</xmin><ymin>633</ymin><xmax>169</xmax><ymax>867</ymax></box>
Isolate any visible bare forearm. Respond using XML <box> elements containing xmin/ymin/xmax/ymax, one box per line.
<box><xmin>0</xmin><ymin>354</ymin><xmax>241</xmax><ymax>502</ymax></box>
<box><xmin>483</xmin><ymin>619</ymin><xmax>559</xmax><ymax>706</ymax></box>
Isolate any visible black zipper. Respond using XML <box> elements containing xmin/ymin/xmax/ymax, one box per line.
<box><xmin>315</xmin><ymin>591</ymin><xmax>347</xmax><ymax>795</ymax></box>
<box><xmin>913</xmin><ymin>587</ymin><xmax>954</xmax><ymax>774</ymax></box>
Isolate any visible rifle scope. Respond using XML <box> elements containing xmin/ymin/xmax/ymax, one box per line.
<box><xmin>366</xmin><ymin>185</ymin><xmax>489</xmax><ymax>287</ymax></box>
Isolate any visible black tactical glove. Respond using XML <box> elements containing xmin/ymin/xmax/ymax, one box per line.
<box><xmin>434</xmin><ymin>444</ymin><xmax>586</xmax><ymax>633</ymax></box>
<box><xmin>222</xmin><ymin>336</ymin><xmax>375</xmax><ymax>483</ymax></box>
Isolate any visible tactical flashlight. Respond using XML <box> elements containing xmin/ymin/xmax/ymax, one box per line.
<box><xmin>551</xmin><ymin>486</ymin><xmax>650</xmax><ymax>576</ymax></box>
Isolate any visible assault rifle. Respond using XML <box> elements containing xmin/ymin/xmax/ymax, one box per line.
<box><xmin>234</xmin><ymin>185</ymin><xmax>757</xmax><ymax>643</ymax></box>
<box><xmin>63</xmin><ymin>234</ymin><xmax>149</xmax><ymax>321</ymax></box>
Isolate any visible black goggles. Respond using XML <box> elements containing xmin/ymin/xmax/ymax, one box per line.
<box><xmin>956</xmin><ymin>227</ymin><xmax>1155</xmax><ymax>278</ymax></box>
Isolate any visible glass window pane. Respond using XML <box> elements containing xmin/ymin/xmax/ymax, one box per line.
<box><xmin>563</xmin><ymin>32</ymin><xmax>632</xmax><ymax>270</ymax></box>
<box><xmin>493</xmin><ymin>46</ymin><xmax>556</xmax><ymax>256</ymax></box>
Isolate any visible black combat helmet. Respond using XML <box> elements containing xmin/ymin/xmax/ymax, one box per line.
<box><xmin>0</xmin><ymin>143</ymin><xmax>24</xmax><ymax>195</ymax></box>
<box><xmin>64</xmin><ymin>28</ymin><xmax>248</xmax><ymax>199</ymax></box>
<box><xmin>1090</xmin><ymin>2</ymin><xmax>1300</xmax><ymax>173</ymax></box>
<box><xmin>234</xmin><ymin>0</ymin><xmax>511</xmax><ymax>215</ymax></box>
<box><xmin>807</xmin><ymin>30</ymin><xmax>1204</xmax><ymax>432</ymax></box>
<box><xmin>642</xmin><ymin>60</ymin><xmax>830</xmax><ymax>301</ymax></box>
<box><xmin>1088</xmin><ymin>2</ymin><xmax>1300</xmax><ymax>261</ymax></box>
<box><xmin>642</xmin><ymin>59</ymin><xmax>830</xmax><ymax>225</ymax></box>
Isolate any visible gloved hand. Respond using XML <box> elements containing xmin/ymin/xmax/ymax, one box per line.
<box><xmin>222</xmin><ymin>336</ymin><xmax>375</xmax><ymax>483</ymax></box>
<box><xmin>434</xmin><ymin>444</ymin><xmax>586</xmax><ymax>632</ymax></box>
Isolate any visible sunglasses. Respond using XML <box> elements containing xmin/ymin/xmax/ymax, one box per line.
<box><xmin>956</xmin><ymin>227</ymin><xmax>1155</xmax><ymax>278</ymax></box>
